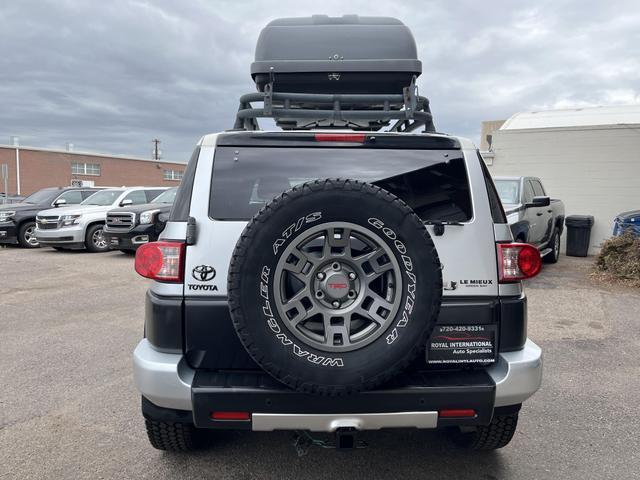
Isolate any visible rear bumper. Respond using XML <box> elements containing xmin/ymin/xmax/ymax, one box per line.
<box><xmin>0</xmin><ymin>222</ymin><xmax>17</xmax><ymax>244</ymax></box>
<box><xmin>253</xmin><ymin>411</ymin><xmax>439</xmax><ymax>432</ymax></box>
<box><xmin>133</xmin><ymin>339</ymin><xmax>194</xmax><ymax>411</ymax></box>
<box><xmin>133</xmin><ymin>338</ymin><xmax>542</xmax><ymax>431</ymax></box>
<box><xmin>487</xmin><ymin>339</ymin><xmax>543</xmax><ymax>407</ymax></box>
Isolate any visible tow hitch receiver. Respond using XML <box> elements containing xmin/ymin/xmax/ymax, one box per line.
<box><xmin>292</xmin><ymin>429</ymin><xmax>367</xmax><ymax>456</ymax></box>
<box><xmin>336</xmin><ymin>427</ymin><xmax>358</xmax><ymax>449</ymax></box>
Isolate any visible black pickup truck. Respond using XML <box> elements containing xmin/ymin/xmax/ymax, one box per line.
<box><xmin>494</xmin><ymin>176</ymin><xmax>565</xmax><ymax>263</ymax></box>
<box><xmin>103</xmin><ymin>187</ymin><xmax>176</xmax><ymax>252</ymax></box>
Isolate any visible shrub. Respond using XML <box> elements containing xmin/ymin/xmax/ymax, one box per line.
<box><xmin>595</xmin><ymin>232</ymin><xmax>640</xmax><ymax>283</ymax></box>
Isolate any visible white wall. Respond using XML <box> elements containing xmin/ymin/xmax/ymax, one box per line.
<box><xmin>487</xmin><ymin>125</ymin><xmax>640</xmax><ymax>254</ymax></box>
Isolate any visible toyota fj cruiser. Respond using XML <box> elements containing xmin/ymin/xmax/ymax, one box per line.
<box><xmin>133</xmin><ymin>15</ymin><xmax>543</xmax><ymax>453</ymax></box>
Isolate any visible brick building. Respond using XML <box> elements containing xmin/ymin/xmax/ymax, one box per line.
<box><xmin>0</xmin><ymin>144</ymin><xmax>187</xmax><ymax>196</ymax></box>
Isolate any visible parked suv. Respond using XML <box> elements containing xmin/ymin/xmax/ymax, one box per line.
<box><xmin>36</xmin><ymin>187</ymin><xmax>167</xmax><ymax>252</ymax></box>
<box><xmin>132</xmin><ymin>15</ymin><xmax>543</xmax><ymax>454</ymax></box>
<box><xmin>494</xmin><ymin>176</ymin><xmax>565</xmax><ymax>263</ymax></box>
<box><xmin>133</xmin><ymin>132</ymin><xmax>543</xmax><ymax>452</ymax></box>
<box><xmin>104</xmin><ymin>187</ymin><xmax>177</xmax><ymax>253</ymax></box>
<box><xmin>0</xmin><ymin>187</ymin><xmax>100</xmax><ymax>248</ymax></box>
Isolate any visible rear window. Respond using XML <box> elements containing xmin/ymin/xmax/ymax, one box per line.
<box><xmin>209</xmin><ymin>147</ymin><xmax>472</xmax><ymax>222</ymax></box>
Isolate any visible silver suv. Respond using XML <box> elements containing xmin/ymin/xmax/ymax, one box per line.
<box><xmin>36</xmin><ymin>187</ymin><xmax>167</xmax><ymax>252</ymax></box>
<box><xmin>132</xmin><ymin>132</ymin><xmax>543</xmax><ymax>452</ymax></box>
<box><xmin>131</xmin><ymin>15</ymin><xmax>543</xmax><ymax>454</ymax></box>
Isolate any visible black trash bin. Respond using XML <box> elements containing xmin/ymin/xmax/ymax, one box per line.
<box><xmin>565</xmin><ymin>215</ymin><xmax>594</xmax><ymax>257</ymax></box>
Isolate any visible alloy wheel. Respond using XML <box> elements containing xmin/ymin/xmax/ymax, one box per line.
<box><xmin>92</xmin><ymin>228</ymin><xmax>108</xmax><ymax>250</ymax></box>
<box><xmin>273</xmin><ymin>222</ymin><xmax>402</xmax><ymax>353</ymax></box>
<box><xmin>24</xmin><ymin>225</ymin><xmax>39</xmax><ymax>247</ymax></box>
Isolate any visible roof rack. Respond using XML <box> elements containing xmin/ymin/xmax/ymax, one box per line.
<box><xmin>233</xmin><ymin>77</ymin><xmax>436</xmax><ymax>133</ymax></box>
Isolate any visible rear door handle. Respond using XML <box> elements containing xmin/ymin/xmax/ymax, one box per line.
<box><xmin>536</xmin><ymin>212</ymin><xmax>543</xmax><ymax>216</ymax></box>
<box><xmin>547</xmin><ymin>209</ymin><xmax>553</xmax><ymax>213</ymax></box>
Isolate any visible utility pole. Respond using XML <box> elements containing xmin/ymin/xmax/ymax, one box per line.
<box><xmin>152</xmin><ymin>139</ymin><xmax>161</xmax><ymax>161</ymax></box>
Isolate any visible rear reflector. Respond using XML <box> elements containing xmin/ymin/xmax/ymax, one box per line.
<box><xmin>135</xmin><ymin>241</ymin><xmax>185</xmax><ymax>282</ymax></box>
<box><xmin>497</xmin><ymin>243</ymin><xmax>542</xmax><ymax>282</ymax></box>
<box><xmin>314</xmin><ymin>133</ymin><xmax>366</xmax><ymax>143</ymax></box>
<box><xmin>211</xmin><ymin>411</ymin><xmax>251</xmax><ymax>421</ymax></box>
<box><xmin>439</xmin><ymin>409</ymin><xmax>476</xmax><ymax>418</ymax></box>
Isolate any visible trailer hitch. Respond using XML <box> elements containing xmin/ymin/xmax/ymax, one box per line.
<box><xmin>292</xmin><ymin>428</ymin><xmax>368</xmax><ymax>456</ymax></box>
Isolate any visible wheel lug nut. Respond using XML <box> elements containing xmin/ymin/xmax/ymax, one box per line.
<box><xmin>332</xmin><ymin>301</ymin><xmax>340</xmax><ymax>308</ymax></box>
<box><xmin>316</xmin><ymin>291</ymin><xmax>324</xmax><ymax>298</ymax></box>
<box><xmin>316</xmin><ymin>272</ymin><xmax>325</xmax><ymax>280</ymax></box>
<box><xmin>348</xmin><ymin>272</ymin><xmax>356</xmax><ymax>280</ymax></box>
<box><xmin>332</xmin><ymin>262</ymin><xmax>340</xmax><ymax>271</ymax></box>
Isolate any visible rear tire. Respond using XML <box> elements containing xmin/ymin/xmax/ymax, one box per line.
<box><xmin>544</xmin><ymin>230</ymin><xmax>560</xmax><ymax>264</ymax></box>
<box><xmin>18</xmin><ymin>222</ymin><xmax>39</xmax><ymax>248</ymax></box>
<box><xmin>144</xmin><ymin>418</ymin><xmax>204</xmax><ymax>452</ymax></box>
<box><xmin>450</xmin><ymin>412</ymin><xmax>519</xmax><ymax>450</ymax></box>
<box><xmin>85</xmin><ymin>224</ymin><xmax>109</xmax><ymax>252</ymax></box>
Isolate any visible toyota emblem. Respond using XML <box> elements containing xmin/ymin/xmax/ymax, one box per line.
<box><xmin>192</xmin><ymin>265</ymin><xmax>216</xmax><ymax>281</ymax></box>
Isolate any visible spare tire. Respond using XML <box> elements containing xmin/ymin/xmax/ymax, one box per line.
<box><xmin>228</xmin><ymin>179</ymin><xmax>442</xmax><ymax>395</ymax></box>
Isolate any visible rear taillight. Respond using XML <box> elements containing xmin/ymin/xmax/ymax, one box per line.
<box><xmin>135</xmin><ymin>241</ymin><xmax>185</xmax><ymax>282</ymax></box>
<box><xmin>314</xmin><ymin>133</ymin><xmax>366</xmax><ymax>143</ymax></box>
<box><xmin>497</xmin><ymin>243</ymin><xmax>542</xmax><ymax>282</ymax></box>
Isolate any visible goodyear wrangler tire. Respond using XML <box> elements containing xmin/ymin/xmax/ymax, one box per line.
<box><xmin>228</xmin><ymin>179</ymin><xmax>442</xmax><ymax>396</ymax></box>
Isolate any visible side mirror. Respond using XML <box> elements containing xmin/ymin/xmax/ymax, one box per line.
<box><xmin>526</xmin><ymin>196</ymin><xmax>550</xmax><ymax>208</ymax></box>
<box><xmin>120</xmin><ymin>199</ymin><xmax>133</xmax><ymax>207</ymax></box>
<box><xmin>53</xmin><ymin>198</ymin><xmax>67</xmax><ymax>207</ymax></box>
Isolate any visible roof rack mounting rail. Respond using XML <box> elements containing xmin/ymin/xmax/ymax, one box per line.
<box><xmin>232</xmin><ymin>77</ymin><xmax>435</xmax><ymax>133</ymax></box>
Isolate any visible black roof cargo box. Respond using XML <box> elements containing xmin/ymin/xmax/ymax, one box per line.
<box><xmin>251</xmin><ymin>15</ymin><xmax>421</xmax><ymax>94</ymax></box>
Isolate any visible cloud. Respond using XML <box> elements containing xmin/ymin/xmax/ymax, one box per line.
<box><xmin>1</xmin><ymin>0</ymin><xmax>639</xmax><ymax>159</ymax></box>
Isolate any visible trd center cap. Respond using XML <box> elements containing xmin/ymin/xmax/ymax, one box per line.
<box><xmin>323</xmin><ymin>273</ymin><xmax>350</xmax><ymax>300</ymax></box>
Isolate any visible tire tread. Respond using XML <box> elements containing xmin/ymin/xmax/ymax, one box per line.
<box><xmin>453</xmin><ymin>412</ymin><xmax>518</xmax><ymax>450</ymax></box>
<box><xmin>144</xmin><ymin>418</ymin><xmax>201</xmax><ymax>451</ymax></box>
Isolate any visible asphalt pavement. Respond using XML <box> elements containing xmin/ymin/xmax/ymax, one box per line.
<box><xmin>1</xmin><ymin>247</ymin><xmax>639</xmax><ymax>479</ymax></box>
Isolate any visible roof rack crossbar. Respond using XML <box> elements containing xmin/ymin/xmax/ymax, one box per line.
<box><xmin>238</xmin><ymin>91</ymin><xmax>414</xmax><ymax>104</ymax></box>
<box><xmin>236</xmin><ymin>107</ymin><xmax>433</xmax><ymax>122</ymax></box>
<box><xmin>233</xmin><ymin>76</ymin><xmax>435</xmax><ymax>133</ymax></box>
<box><xmin>233</xmin><ymin>96</ymin><xmax>435</xmax><ymax>132</ymax></box>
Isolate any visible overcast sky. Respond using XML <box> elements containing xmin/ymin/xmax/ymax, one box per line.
<box><xmin>1</xmin><ymin>0</ymin><xmax>639</xmax><ymax>161</ymax></box>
